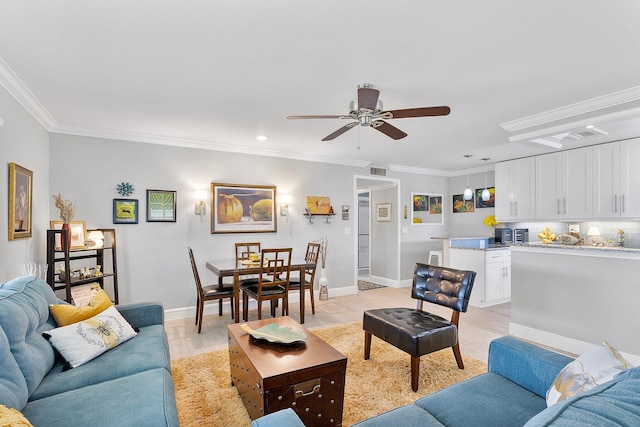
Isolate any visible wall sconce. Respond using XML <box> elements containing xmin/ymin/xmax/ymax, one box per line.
<box><xmin>279</xmin><ymin>194</ymin><xmax>292</xmax><ymax>222</ymax></box>
<box><xmin>87</xmin><ymin>230</ymin><xmax>105</xmax><ymax>248</ymax></box>
<box><xmin>195</xmin><ymin>190</ymin><xmax>208</xmax><ymax>222</ymax></box>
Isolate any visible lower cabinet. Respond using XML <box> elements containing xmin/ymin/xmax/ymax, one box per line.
<box><xmin>449</xmin><ymin>248</ymin><xmax>511</xmax><ymax>307</ymax></box>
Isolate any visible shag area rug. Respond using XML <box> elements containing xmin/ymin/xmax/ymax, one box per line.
<box><xmin>171</xmin><ymin>322</ymin><xmax>486</xmax><ymax>426</ymax></box>
<box><xmin>357</xmin><ymin>280</ymin><xmax>386</xmax><ymax>291</ymax></box>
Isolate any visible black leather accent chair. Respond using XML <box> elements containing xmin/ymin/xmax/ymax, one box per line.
<box><xmin>363</xmin><ymin>263</ymin><xmax>476</xmax><ymax>391</ymax></box>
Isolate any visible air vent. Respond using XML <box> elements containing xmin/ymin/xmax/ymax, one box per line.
<box><xmin>530</xmin><ymin>126</ymin><xmax>608</xmax><ymax>149</ymax></box>
<box><xmin>369</xmin><ymin>166</ymin><xmax>387</xmax><ymax>176</ymax></box>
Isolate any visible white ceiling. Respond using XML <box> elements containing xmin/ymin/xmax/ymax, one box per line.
<box><xmin>2</xmin><ymin>1</ymin><xmax>640</xmax><ymax>173</ymax></box>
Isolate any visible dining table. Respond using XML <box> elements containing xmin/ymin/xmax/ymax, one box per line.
<box><xmin>205</xmin><ymin>258</ymin><xmax>315</xmax><ymax>324</ymax></box>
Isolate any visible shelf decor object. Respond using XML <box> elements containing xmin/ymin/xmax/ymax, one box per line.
<box><xmin>211</xmin><ymin>182</ymin><xmax>276</xmax><ymax>234</ymax></box>
<box><xmin>8</xmin><ymin>162</ymin><xmax>33</xmax><ymax>240</ymax></box>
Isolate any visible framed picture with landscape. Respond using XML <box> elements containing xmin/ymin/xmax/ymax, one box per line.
<box><xmin>8</xmin><ymin>162</ymin><xmax>33</xmax><ymax>240</ymax></box>
<box><xmin>146</xmin><ymin>190</ymin><xmax>177</xmax><ymax>222</ymax></box>
<box><xmin>211</xmin><ymin>183</ymin><xmax>276</xmax><ymax>234</ymax></box>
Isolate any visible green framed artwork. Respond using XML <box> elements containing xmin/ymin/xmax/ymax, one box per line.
<box><xmin>146</xmin><ymin>190</ymin><xmax>177</xmax><ymax>222</ymax></box>
<box><xmin>113</xmin><ymin>199</ymin><xmax>138</xmax><ymax>224</ymax></box>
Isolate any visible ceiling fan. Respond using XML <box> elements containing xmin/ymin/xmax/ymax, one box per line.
<box><xmin>287</xmin><ymin>83</ymin><xmax>450</xmax><ymax>141</ymax></box>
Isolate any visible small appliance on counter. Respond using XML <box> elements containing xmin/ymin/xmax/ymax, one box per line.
<box><xmin>494</xmin><ymin>228</ymin><xmax>513</xmax><ymax>244</ymax></box>
<box><xmin>514</xmin><ymin>228</ymin><xmax>529</xmax><ymax>243</ymax></box>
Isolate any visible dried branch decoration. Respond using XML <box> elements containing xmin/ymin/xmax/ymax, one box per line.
<box><xmin>52</xmin><ymin>193</ymin><xmax>75</xmax><ymax>223</ymax></box>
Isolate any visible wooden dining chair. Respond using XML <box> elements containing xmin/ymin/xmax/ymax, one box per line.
<box><xmin>288</xmin><ymin>242</ymin><xmax>321</xmax><ymax>315</ymax></box>
<box><xmin>188</xmin><ymin>247</ymin><xmax>235</xmax><ymax>333</ymax></box>
<box><xmin>241</xmin><ymin>248</ymin><xmax>292</xmax><ymax>320</ymax></box>
<box><xmin>235</xmin><ymin>242</ymin><xmax>261</xmax><ymax>265</ymax></box>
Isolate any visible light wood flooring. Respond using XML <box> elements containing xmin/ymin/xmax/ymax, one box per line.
<box><xmin>166</xmin><ymin>286</ymin><xmax>510</xmax><ymax>363</ymax></box>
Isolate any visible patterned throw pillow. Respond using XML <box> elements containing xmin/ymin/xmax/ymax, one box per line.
<box><xmin>546</xmin><ymin>341</ymin><xmax>630</xmax><ymax>406</ymax></box>
<box><xmin>49</xmin><ymin>286</ymin><xmax>113</xmax><ymax>326</ymax></box>
<box><xmin>42</xmin><ymin>306</ymin><xmax>137</xmax><ymax>370</ymax></box>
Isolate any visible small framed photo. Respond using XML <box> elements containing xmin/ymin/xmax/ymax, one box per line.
<box><xmin>342</xmin><ymin>212</ymin><xmax>349</xmax><ymax>220</ymax></box>
<box><xmin>50</xmin><ymin>220</ymin><xmax>87</xmax><ymax>249</ymax></box>
<box><xmin>146</xmin><ymin>190</ymin><xmax>177</xmax><ymax>222</ymax></box>
<box><xmin>376</xmin><ymin>203</ymin><xmax>392</xmax><ymax>222</ymax></box>
<box><xmin>341</xmin><ymin>204</ymin><xmax>349</xmax><ymax>213</ymax></box>
<box><xmin>113</xmin><ymin>199</ymin><xmax>139</xmax><ymax>224</ymax></box>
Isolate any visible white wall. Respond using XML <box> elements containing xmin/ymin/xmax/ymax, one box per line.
<box><xmin>49</xmin><ymin>133</ymin><xmax>361</xmax><ymax>310</ymax></box>
<box><xmin>0</xmin><ymin>87</ymin><xmax>50</xmax><ymax>281</ymax></box>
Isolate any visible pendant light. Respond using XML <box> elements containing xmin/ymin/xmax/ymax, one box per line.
<box><xmin>463</xmin><ymin>154</ymin><xmax>473</xmax><ymax>200</ymax></box>
<box><xmin>481</xmin><ymin>157</ymin><xmax>491</xmax><ymax>201</ymax></box>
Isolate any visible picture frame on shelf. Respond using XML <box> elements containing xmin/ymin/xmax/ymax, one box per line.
<box><xmin>211</xmin><ymin>183</ymin><xmax>276</xmax><ymax>234</ymax></box>
<box><xmin>50</xmin><ymin>220</ymin><xmax>87</xmax><ymax>249</ymax></box>
<box><xmin>8</xmin><ymin>162</ymin><xmax>33</xmax><ymax>240</ymax></box>
<box><xmin>376</xmin><ymin>202</ymin><xmax>392</xmax><ymax>222</ymax></box>
<box><xmin>113</xmin><ymin>199</ymin><xmax>139</xmax><ymax>224</ymax></box>
<box><xmin>146</xmin><ymin>189</ymin><xmax>177</xmax><ymax>222</ymax></box>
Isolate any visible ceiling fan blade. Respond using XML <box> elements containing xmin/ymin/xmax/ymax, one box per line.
<box><xmin>384</xmin><ymin>106</ymin><xmax>451</xmax><ymax>119</ymax></box>
<box><xmin>358</xmin><ymin>86</ymin><xmax>380</xmax><ymax>111</ymax></box>
<box><xmin>321</xmin><ymin>122</ymin><xmax>358</xmax><ymax>141</ymax></box>
<box><xmin>372</xmin><ymin>120</ymin><xmax>407</xmax><ymax>140</ymax></box>
<box><xmin>287</xmin><ymin>115</ymin><xmax>344</xmax><ymax>119</ymax></box>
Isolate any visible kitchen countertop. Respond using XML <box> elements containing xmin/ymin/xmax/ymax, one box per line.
<box><xmin>449</xmin><ymin>244</ymin><xmax>509</xmax><ymax>251</ymax></box>
<box><xmin>512</xmin><ymin>242</ymin><xmax>640</xmax><ymax>254</ymax></box>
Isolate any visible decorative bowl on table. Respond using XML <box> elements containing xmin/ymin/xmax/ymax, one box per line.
<box><xmin>240</xmin><ymin>323</ymin><xmax>307</xmax><ymax>344</ymax></box>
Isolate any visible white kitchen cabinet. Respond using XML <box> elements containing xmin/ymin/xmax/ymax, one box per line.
<box><xmin>535</xmin><ymin>147</ymin><xmax>592</xmax><ymax>220</ymax></box>
<box><xmin>593</xmin><ymin>138</ymin><xmax>640</xmax><ymax>219</ymax></box>
<box><xmin>495</xmin><ymin>157</ymin><xmax>536</xmax><ymax>221</ymax></box>
<box><xmin>448</xmin><ymin>248</ymin><xmax>511</xmax><ymax>308</ymax></box>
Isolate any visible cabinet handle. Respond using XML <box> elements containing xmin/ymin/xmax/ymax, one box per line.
<box><xmin>563</xmin><ymin>198</ymin><xmax>567</xmax><ymax>215</ymax></box>
<box><xmin>557</xmin><ymin>198</ymin><xmax>560</xmax><ymax>215</ymax></box>
<box><xmin>514</xmin><ymin>201</ymin><xmax>518</xmax><ymax>216</ymax></box>
<box><xmin>622</xmin><ymin>194</ymin><xmax>625</xmax><ymax>213</ymax></box>
<box><xmin>614</xmin><ymin>194</ymin><xmax>618</xmax><ymax>213</ymax></box>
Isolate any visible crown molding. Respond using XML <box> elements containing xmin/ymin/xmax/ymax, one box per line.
<box><xmin>387</xmin><ymin>164</ymin><xmax>449</xmax><ymax>176</ymax></box>
<box><xmin>0</xmin><ymin>56</ymin><xmax>56</xmax><ymax>130</ymax></box>
<box><xmin>508</xmin><ymin>105</ymin><xmax>640</xmax><ymax>143</ymax></box>
<box><xmin>51</xmin><ymin>123</ymin><xmax>372</xmax><ymax>168</ymax></box>
<box><xmin>500</xmin><ymin>86</ymin><xmax>640</xmax><ymax>133</ymax></box>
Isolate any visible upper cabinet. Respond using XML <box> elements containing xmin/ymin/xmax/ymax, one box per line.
<box><xmin>535</xmin><ymin>147</ymin><xmax>592</xmax><ymax>220</ymax></box>
<box><xmin>495</xmin><ymin>157</ymin><xmax>536</xmax><ymax>221</ymax></box>
<box><xmin>594</xmin><ymin>138</ymin><xmax>640</xmax><ymax>218</ymax></box>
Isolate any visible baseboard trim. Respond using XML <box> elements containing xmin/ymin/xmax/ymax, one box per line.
<box><xmin>509</xmin><ymin>322</ymin><xmax>640</xmax><ymax>366</ymax></box>
<box><xmin>164</xmin><ymin>286</ymin><xmax>358</xmax><ymax>321</ymax></box>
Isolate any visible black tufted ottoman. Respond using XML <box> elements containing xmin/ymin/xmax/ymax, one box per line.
<box><xmin>363</xmin><ymin>264</ymin><xmax>476</xmax><ymax>391</ymax></box>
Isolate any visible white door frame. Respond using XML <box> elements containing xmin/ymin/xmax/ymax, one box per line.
<box><xmin>353</xmin><ymin>174</ymin><xmax>402</xmax><ymax>288</ymax></box>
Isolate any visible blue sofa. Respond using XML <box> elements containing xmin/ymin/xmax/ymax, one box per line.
<box><xmin>0</xmin><ymin>276</ymin><xmax>179</xmax><ymax>426</ymax></box>
<box><xmin>252</xmin><ymin>335</ymin><xmax>640</xmax><ymax>426</ymax></box>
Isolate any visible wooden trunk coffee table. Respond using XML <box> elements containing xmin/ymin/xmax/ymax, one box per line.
<box><xmin>227</xmin><ymin>316</ymin><xmax>347</xmax><ymax>426</ymax></box>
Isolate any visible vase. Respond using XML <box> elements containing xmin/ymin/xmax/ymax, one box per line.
<box><xmin>61</xmin><ymin>222</ymin><xmax>71</xmax><ymax>251</ymax></box>
<box><xmin>318</xmin><ymin>267</ymin><xmax>328</xmax><ymax>301</ymax></box>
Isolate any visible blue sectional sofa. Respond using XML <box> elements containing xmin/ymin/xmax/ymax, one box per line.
<box><xmin>253</xmin><ymin>335</ymin><xmax>640</xmax><ymax>426</ymax></box>
<box><xmin>0</xmin><ymin>276</ymin><xmax>179</xmax><ymax>426</ymax></box>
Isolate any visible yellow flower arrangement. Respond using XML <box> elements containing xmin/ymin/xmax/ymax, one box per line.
<box><xmin>483</xmin><ymin>214</ymin><xmax>501</xmax><ymax>228</ymax></box>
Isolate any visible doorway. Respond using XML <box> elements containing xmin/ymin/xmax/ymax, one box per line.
<box><xmin>354</xmin><ymin>175</ymin><xmax>401</xmax><ymax>288</ymax></box>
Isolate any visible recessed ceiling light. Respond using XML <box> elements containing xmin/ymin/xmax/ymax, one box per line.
<box><xmin>256</xmin><ymin>135</ymin><xmax>269</xmax><ymax>142</ymax></box>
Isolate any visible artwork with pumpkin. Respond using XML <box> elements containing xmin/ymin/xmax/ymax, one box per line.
<box><xmin>306</xmin><ymin>196</ymin><xmax>331</xmax><ymax>214</ymax></box>
<box><xmin>211</xmin><ymin>183</ymin><xmax>277</xmax><ymax>234</ymax></box>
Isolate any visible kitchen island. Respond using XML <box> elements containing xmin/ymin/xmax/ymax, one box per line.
<box><xmin>510</xmin><ymin>243</ymin><xmax>640</xmax><ymax>364</ymax></box>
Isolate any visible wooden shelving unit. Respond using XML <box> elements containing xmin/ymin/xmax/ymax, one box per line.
<box><xmin>46</xmin><ymin>228</ymin><xmax>119</xmax><ymax>304</ymax></box>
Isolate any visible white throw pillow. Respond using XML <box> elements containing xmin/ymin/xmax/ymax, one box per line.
<box><xmin>43</xmin><ymin>305</ymin><xmax>137</xmax><ymax>370</ymax></box>
<box><xmin>546</xmin><ymin>341</ymin><xmax>630</xmax><ymax>406</ymax></box>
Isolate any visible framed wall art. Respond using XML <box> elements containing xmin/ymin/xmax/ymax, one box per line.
<box><xmin>50</xmin><ymin>220</ymin><xmax>87</xmax><ymax>249</ymax></box>
<box><xmin>452</xmin><ymin>194</ymin><xmax>475</xmax><ymax>213</ymax></box>
<box><xmin>475</xmin><ymin>187</ymin><xmax>495</xmax><ymax>208</ymax></box>
<box><xmin>146</xmin><ymin>190</ymin><xmax>177</xmax><ymax>222</ymax></box>
<box><xmin>411</xmin><ymin>193</ymin><xmax>443</xmax><ymax>225</ymax></box>
<box><xmin>211</xmin><ymin>183</ymin><xmax>276</xmax><ymax>234</ymax></box>
<box><xmin>8</xmin><ymin>162</ymin><xmax>33</xmax><ymax>240</ymax></box>
<box><xmin>376</xmin><ymin>202</ymin><xmax>392</xmax><ymax>222</ymax></box>
<box><xmin>113</xmin><ymin>199</ymin><xmax>139</xmax><ymax>224</ymax></box>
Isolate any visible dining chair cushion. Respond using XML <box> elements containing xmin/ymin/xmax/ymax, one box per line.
<box><xmin>242</xmin><ymin>284</ymin><xmax>285</xmax><ymax>297</ymax></box>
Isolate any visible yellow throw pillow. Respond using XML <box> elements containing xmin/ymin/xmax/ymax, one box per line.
<box><xmin>49</xmin><ymin>287</ymin><xmax>113</xmax><ymax>326</ymax></box>
<box><xmin>0</xmin><ymin>405</ymin><xmax>32</xmax><ymax>426</ymax></box>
